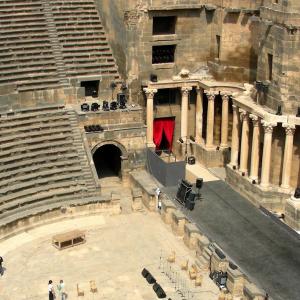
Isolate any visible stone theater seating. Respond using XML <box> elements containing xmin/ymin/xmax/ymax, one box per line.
<box><xmin>0</xmin><ymin>0</ymin><xmax>120</xmax><ymax>93</ymax></box>
<box><xmin>0</xmin><ymin>106</ymin><xmax>100</xmax><ymax>227</ymax></box>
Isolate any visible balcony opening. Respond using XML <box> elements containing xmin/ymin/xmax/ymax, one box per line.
<box><xmin>153</xmin><ymin>16</ymin><xmax>176</xmax><ymax>35</ymax></box>
<box><xmin>152</xmin><ymin>45</ymin><xmax>176</xmax><ymax>64</ymax></box>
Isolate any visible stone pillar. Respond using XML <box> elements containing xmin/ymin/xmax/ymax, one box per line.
<box><xmin>281</xmin><ymin>124</ymin><xmax>296</xmax><ymax>189</ymax></box>
<box><xmin>239</xmin><ymin>109</ymin><xmax>250</xmax><ymax>174</ymax></box>
<box><xmin>260</xmin><ymin>121</ymin><xmax>276</xmax><ymax>188</ymax></box>
<box><xmin>181</xmin><ymin>87</ymin><xmax>192</xmax><ymax>141</ymax></box>
<box><xmin>144</xmin><ymin>88</ymin><xmax>157</xmax><ymax>147</ymax></box>
<box><xmin>220</xmin><ymin>93</ymin><xmax>229</xmax><ymax>149</ymax></box>
<box><xmin>195</xmin><ymin>87</ymin><xmax>204</xmax><ymax>144</ymax></box>
<box><xmin>249</xmin><ymin>114</ymin><xmax>260</xmax><ymax>180</ymax></box>
<box><xmin>230</xmin><ymin>104</ymin><xmax>240</xmax><ymax>167</ymax></box>
<box><xmin>205</xmin><ymin>92</ymin><xmax>215</xmax><ymax>149</ymax></box>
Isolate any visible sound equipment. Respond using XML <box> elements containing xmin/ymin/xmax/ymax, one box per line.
<box><xmin>216</xmin><ymin>272</ymin><xmax>227</xmax><ymax>286</ymax></box>
<box><xmin>110</xmin><ymin>101</ymin><xmax>118</xmax><ymax>110</ymax></box>
<box><xmin>175</xmin><ymin>179</ymin><xmax>192</xmax><ymax>205</ymax></box>
<box><xmin>117</xmin><ymin>93</ymin><xmax>127</xmax><ymax>109</ymax></box>
<box><xmin>215</xmin><ymin>248</ymin><xmax>226</xmax><ymax>259</ymax></box>
<box><xmin>81</xmin><ymin>103</ymin><xmax>89</xmax><ymax>112</ymax></box>
<box><xmin>142</xmin><ymin>268</ymin><xmax>149</xmax><ymax>278</ymax></box>
<box><xmin>146</xmin><ymin>273</ymin><xmax>156</xmax><ymax>284</ymax></box>
<box><xmin>150</xmin><ymin>74</ymin><xmax>158</xmax><ymax>82</ymax></box>
<box><xmin>91</xmin><ymin>102</ymin><xmax>100</xmax><ymax>111</ymax></box>
<box><xmin>187</xmin><ymin>156</ymin><xmax>195</xmax><ymax>165</ymax></box>
<box><xmin>294</xmin><ymin>187</ymin><xmax>300</xmax><ymax>199</ymax></box>
<box><xmin>153</xmin><ymin>283</ymin><xmax>161</xmax><ymax>292</ymax></box>
<box><xmin>297</xmin><ymin>107</ymin><xmax>300</xmax><ymax>117</ymax></box>
<box><xmin>196</xmin><ymin>178</ymin><xmax>203</xmax><ymax>189</ymax></box>
<box><xmin>185</xmin><ymin>192</ymin><xmax>196</xmax><ymax>211</ymax></box>
<box><xmin>155</xmin><ymin>286</ymin><xmax>166</xmax><ymax>298</ymax></box>
<box><xmin>276</xmin><ymin>105</ymin><xmax>282</xmax><ymax>115</ymax></box>
<box><xmin>229</xmin><ymin>262</ymin><xmax>238</xmax><ymax>270</ymax></box>
<box><xmin>102</xmin><ymin>101</ymin><xmax>109</xmax><ymax>111</ymax></box>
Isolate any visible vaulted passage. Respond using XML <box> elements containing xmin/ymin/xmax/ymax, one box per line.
<box><xmin>93</xmin><ymin>145</ymin><xmax>122</xmax><ymax>178</ymax></box>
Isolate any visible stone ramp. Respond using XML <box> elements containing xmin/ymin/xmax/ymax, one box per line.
<box><xmin>0</xmin><ymin>106</ymin><xmax>101</xmax><ymax>227</ymax></box>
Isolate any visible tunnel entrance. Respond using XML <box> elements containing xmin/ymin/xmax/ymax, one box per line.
<box><xmin>93</xmin><ymin>144</ymin><xmax>122</xmax><ymax>178</ymax></box>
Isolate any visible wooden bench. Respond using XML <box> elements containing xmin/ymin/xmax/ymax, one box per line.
<box><xmin>52</xmin><ymin>230</ymin><xmax>86</xmax><ymax>250</ymax></box>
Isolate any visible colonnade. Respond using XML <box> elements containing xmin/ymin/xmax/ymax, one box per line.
<box><xmin>229</xmin><ymin>106</ymin><xmax>296</xmax><ymax>189</ymax></box>
<box><xmin>144</xmin><ymin>87</ymin><xmax>296</xmax><ymax>190</ymax></box>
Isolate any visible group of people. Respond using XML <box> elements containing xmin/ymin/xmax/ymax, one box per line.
<box><xmin>48</xmin><ymin>279</ymin><xmax>67</xmax><ymax>300</ymax></box>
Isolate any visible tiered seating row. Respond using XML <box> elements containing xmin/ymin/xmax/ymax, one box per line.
<box><xmin>0</xmin><ymin>107</ymin><xmax>99</xmax><ymax>218</ymax></box>
<box><xmin>0</xmin><ymin>0</ymin><xmax>61</xmax><ymax>91</ymax></box>
<box><xmin>50</xmin><ymin>0</ymin><xmax>120</xmax><ymax>80</ymax></box>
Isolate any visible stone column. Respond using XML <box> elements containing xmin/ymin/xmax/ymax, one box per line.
<box><xmin>281</xmin><ymin>124</ymin><xmax>296</xmax><ymax>189</ymax></box>
<box><xmin>249</xmin><ymin>114</ymin><xmax>260</xmax><ymax>180</ymax></box>
<box><xmin>220</xmin><ymin>93</ymin><xmax>229</xmax><ymax>148</ymax></box>
<box><xmin>260</xmin><ymin>121</ymin><xmax>276</xmax><ymax>188</ymax></box>
<box><xmin>181</xmin><ymin>87</ymin><xmax>192</xmax><ymax>141</ymax></box>
<box><xmin>195</xmin><ymin>87</ymin><xmax>204</xmax><ymax>144</ymax></box>
<box><xmin>205</xmin><ymin>92</ymin><xmax>215</xmax><ymax>149</ymax></box>
<box><xmin>144</xmin><ymin>88</ymin><xmax>157</xmax><ymax>147</ymax></box>
<box><xmin>239</xmin><ymin>109</ymin><xmax>250</xmax><ymax>174</ymax></box>
<box><xmin>230</xmin><ymin>104</ymin><xmax>240</xmax><ymax>167</ymax></box>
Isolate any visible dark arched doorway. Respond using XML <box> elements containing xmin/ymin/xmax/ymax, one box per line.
<box><xmin>93</xmin><ymin>144</ymin><xmax>122</xmax><ymax>178</ymax></box>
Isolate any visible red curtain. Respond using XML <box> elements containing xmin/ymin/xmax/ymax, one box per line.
<box><xmin>153</xmin><ymin>118</ymin><xmax>175</xmax><ymax>150</ymax></box>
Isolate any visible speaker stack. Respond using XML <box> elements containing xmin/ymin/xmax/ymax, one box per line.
<box><xmin>153</xmin><ymin>283</ymin><xmax>166</xmax><ymax>299</ymax></box>
<box><xmin>175</xmin><ymin>179</ymin><xmax>192</xmax><ymax>205</ymax></box>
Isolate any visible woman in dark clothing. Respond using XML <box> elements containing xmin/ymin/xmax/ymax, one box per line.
<box><xmin>48</xmin><ymin>280</ymin><xmax>55</xmax><ymax>300</ymax></box>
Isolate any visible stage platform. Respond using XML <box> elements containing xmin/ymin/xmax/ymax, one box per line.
<box><xmin>162</xmin><ymin>180</ymin><xmax>300</xmax><ymax>300</ymax></box>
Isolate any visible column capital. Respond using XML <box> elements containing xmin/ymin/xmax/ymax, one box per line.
<box><xmin>283</xmin><ymin>123</ymin><xmax>296</xmax><ymax>136</ymax></box>
<box><xmin>143</xmin><ymin>88</ymin><xmax>157</xmax><ymax>98</ymax></box>
<box><xmin>249</xmin><ymin>114</ymin><xmax>259</xmax><ymax>126</ymax></box>
<box><xmin>181</xmin><ymin>86</ymin><xmax>192</xmax><ymax>95</ymax></box>
<box><xmin>205</xmin><ymin>91</ymin><xmax>216</xmax><ymax>101</ymax></box>
<box><xmin>196</xmin><ymin>87</ymin><xmax>203</xmax><ymax>94</ymax></box>
<box><xmin>261</xmin><ymin>121</ymin><xmax>276</xmax><ymax>133</ymax></box>
<box><xmin>220</xmin><ymin>92</ymin><xmax>231</xmax><ymax>100</ymax></box>
<box><xmin>232</xmin><ymin>104</ymin><xmax>239</xmax><ymax>111</ymax></box>
<box><xmin>239</xmin><ymin>108</ymin><xmax>248</xmax><ymax>120</ymax></box>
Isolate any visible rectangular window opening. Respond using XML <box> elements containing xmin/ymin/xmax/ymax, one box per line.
<box><xmin>152</xmin><ymin>45</ymin><xmax>176</xmax><ymax>64</ymax></box>
<box><xmin>154</xmin><ymin>88</ymin><xmax>177</xmax><ymax>105</ymax></box>
<box><xmin>268</xmin><ymin>53</ymin><xmax>273</xmax><ymax>81</ymax></box>
<box><xmin>216</xmin><ymin>35</ymin><xmax>221</xmax><ymax>59</ymax></box>
<box><xmin>80</xmin><ymin>80</ymin><xmax>99</xmax><ymax>98</ymax></box>
<box><xmin>153</xmin><ymin>16</ymin><xmax>176</xmax><ymax>35</ymax></box>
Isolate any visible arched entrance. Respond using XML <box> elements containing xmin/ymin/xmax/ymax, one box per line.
<box><xmin>93</xmin><ymin>144</ymin><xmax>122</xmax><ymax>178</ymax></box>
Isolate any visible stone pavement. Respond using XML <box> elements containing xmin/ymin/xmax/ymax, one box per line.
<box><xmin>0</xmin><ymin>212</ymin><xmax>219</xmax><ymax>300</ymax></box>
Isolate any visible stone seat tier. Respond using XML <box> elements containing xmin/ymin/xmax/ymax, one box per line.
<box><xmin>0</xmin><ymin>63</ymin><xmax>57</xmax><ymax>72</ymax></box>
<box><xmin>0</xmin><ymin>49</ymin><xmax>54</xmax><ymax>58</ymax></box>
<box><xmin>0</xmin><ymin>38</ymin><xmax>52</xmax><ymax>46</ymax></box>
<box><xmin>0</xmin><ymin>72</ymin><xmax>58</xmax><ymax>83</ymax></box>
<box><xmin>0</xmin><ymin>43</ymin><xmax>52</xmax><ymax>52</ymax></box>
<box><xmin>0</xmin><ymin>109</ymin><xmax>67</xmax><ymax>124</ymax></box>
<box><xmin>58</xmin><ymin>35</ymin><xmax>107</xmax><ymax>42</ymax></box>
<box><xmin>0</xmin><ymin>120</ymin><xmax>70</xmax><ymax>136</ymax></box>
<box><xmin>0</xmin><ymin>22</ymin><xmax>47</xmax><ymax>29</ymax></box>
<box><xmin>61</xmin><ymin>46</ymin><xmax>110</xmax><ymax>53</ymax></box>
<box><xmin>0</xmin><ymin>126</ymin><xmax>72</xmax><ymax>143</ymax></box>
<box><xmin>0</xmin><ymin>132</ymin><xmax>73</xmax><ymax>150</ymax></box>
<box><xmin>17</xmin><ymin>82</ymin><xmax>62</xmax><ymax>92</ymax></box>
<box><xmin>0</xmin><ymin>27</ymin><xmax>48</xmax><ymax>35</ymax></box>
<box><xmin>0</xmin><ymin>166</ymin><xmax>83</xmax><ymax>193</ymax></box>
<box><xmin>0</xmin><ymin>151</ymin><xmax>77</xmax><ymax>172</ymax></box>
<box><xmin>0</xmin><ymin>32</ymin><xmax>49</xmax><ymax>40</ymax></box>
<box><xmin>0</xmin><ymin>194</ymin><xmax>107</xmax><ymax>228</ymax></box>
<box><xmin>0</xmin><ymin>55</ymin><xmax>55</xmax><ymax>64</ymax></box>
<box><xmin>0</xmin><ymin>156</ymin><xmax>80</xmax><ymax>180</ymax></box>
<box><xmin>57</xmin><ymin>30</ymin><xmax>105</xmax><ymax>37</ymax></box>
<box><xmin>0</xmin><ymin>12</ymin><xmax>44</xmax><ymax>19</ymax></box>
<box><xmin>0</xmin><ymin>180</ymin><xmax>87</xmax><ymax>208</ymax></box>
<box><xmin>55</xmin><ymin>24</ymin><xmax>103</xmax><ymax>31</ymax></box>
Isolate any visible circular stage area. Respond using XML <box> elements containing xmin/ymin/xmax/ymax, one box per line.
<box><xmin>0</xmin><ymin>213</ymin><xmax>218</xmax><ymax>300</ymax></box>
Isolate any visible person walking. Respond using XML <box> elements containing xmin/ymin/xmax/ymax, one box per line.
<box><xmin>48</xmin><ymin>280</ymin><xmax>55</xmax><ymax>300</ymax></box>
<box><xmin>0</xmin><ymin>256</ymin><xmax>3</xmax><ymax>276</ymax></box>
<box><xmin>57</xmin><ymin>279</ymin><xmax>67</xmax><ymax>300</ymax></box>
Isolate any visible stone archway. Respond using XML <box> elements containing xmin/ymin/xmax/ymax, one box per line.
<box><xmin>92</xmin><ymin>141</ymin><xmax>127</xmax><ymax>179</ymax></box>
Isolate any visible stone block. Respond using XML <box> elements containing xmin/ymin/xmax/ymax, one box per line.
<box><xmin>161</xmin><ymin>199</ymin><xmax>176</xmax><ymax>224</ymax></box>
<box><xmin>171</xmin><ymin>210</ymin><xmax>188</xmax><ymax>236</ymax></box>
<box><xmin>131</xmin><ymin>187</ymin><xmax>143</xmax><ymax>211</ymax></box>
<box><xmin>211</xmin><ymin>249</ymin><xmax>229</xmax><ymax>273</ymax></box>
<box><xmin>243</xmin><ymin>282</ymin><xmax>265</xmax><ymax>300</ymax></box>
<box><xmin>226</xmin><ymin>266</ymin><xmax>245</xmax><ymax>297</ymax></box>
<box><xmin>195</xmin><ymin>234</ymin><xmax>210</xmax><ymax>258</ymax></box>
<box><xmin>183</xmin><ymin>222</ymin><xmax>201</xmax><ymax>249</ymax></box>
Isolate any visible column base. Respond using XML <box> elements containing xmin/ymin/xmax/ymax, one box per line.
<box><xmin>205</xmin><ymin>144</ymin><xmax>215</xmax><ymax>150</ymax></box>
<box><xmin>147</xmin><ymin>142</ymin><xmax>156</xmax><ymax>148</ymax></box>
<box><xmin>219</xmin><ymin>144</ymin><xmax>229</xmax><ymax>150</ymax></box>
